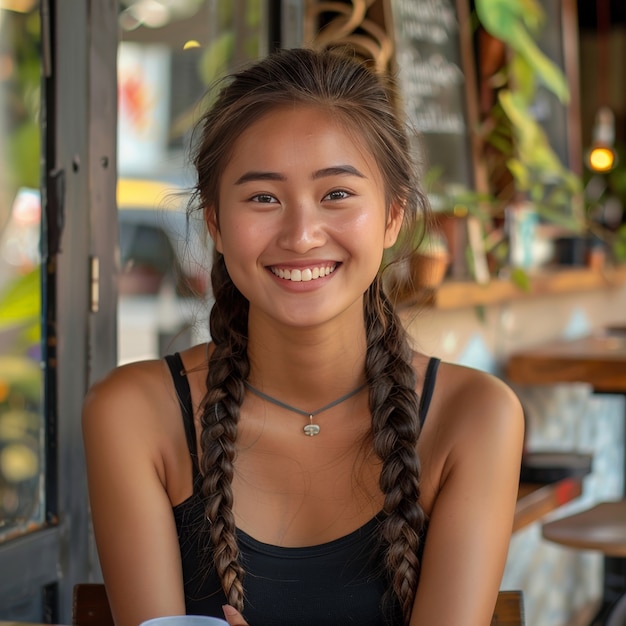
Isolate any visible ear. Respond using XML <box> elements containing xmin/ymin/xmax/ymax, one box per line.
<box><xmin>204</xmin><ymin>205</ymin><xmax>223</xmax><ymax>253</ymax></box>
<box><xmin>383</xmin><ymin>201</ymin><xmax>404</xmax><ymax>249</ymax></box>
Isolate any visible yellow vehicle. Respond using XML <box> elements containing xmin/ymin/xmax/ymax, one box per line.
<box><xmin>115</xmin><ymin>178</ymin><xmax>210</xmax><ymax>297</ymax></box>
<box><xmin>0</xmin><ymin>178</ymin><xmax>210</xmax><ymax>297</ymax></box>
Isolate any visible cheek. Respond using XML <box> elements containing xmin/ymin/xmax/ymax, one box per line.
<box><xmin>217</xmin><ymin>217</ymin><xmax>264</xmax><ymax>265</ymax></box>
<box><xmin>343</xmin><ymin>215</ymin><xmax>387</xmax><ymax>280</ymax></box>
<box><xmin>349</xmin><ymin>210</ymin><xmax>389</xmax><ymax>248</ymax></box>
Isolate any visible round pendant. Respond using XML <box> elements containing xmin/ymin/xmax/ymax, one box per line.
<box><xmin>303</xmin><ymin>423</ymin><xmax>321</xmax><ymax>436</ymax></box>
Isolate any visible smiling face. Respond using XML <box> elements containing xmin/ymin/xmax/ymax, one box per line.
<box><xmin>208</xmin><ymin>105</ymin><xmax>402</xmax><ymax>331</ymax></box>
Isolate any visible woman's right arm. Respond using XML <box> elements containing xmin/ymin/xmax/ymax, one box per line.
<box><xmin>82</xmin><ymin>363</ymin><xmax>186</xmax><ymax>626</ymax></box>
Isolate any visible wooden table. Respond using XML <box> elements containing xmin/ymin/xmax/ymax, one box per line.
<box><xmin>542</xmin><ymin>500</ymin><xmax>626</xmax><ymax>626</ymax></box>
<box><xmin>542</xmin><ymin>500</ymin><xmax>626</xmax><ymax>557</ymax></box>
<box><xmin>506</xmin><ymin>330</ymin><xmax>626</xmax><ymax>489</ymax></box>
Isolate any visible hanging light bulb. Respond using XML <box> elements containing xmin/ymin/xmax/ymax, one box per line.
<box><xmin>586</xmin><ymin>106</ymin><xmax>617</xmax><ymax>173</ymax></box>
<box><xmin>585</xmin><ymin>0</ymin><xmax>617</xmax><ymax>173</ymax></box>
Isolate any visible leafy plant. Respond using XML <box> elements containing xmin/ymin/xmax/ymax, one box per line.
<box><xmin>0</xmin><ymin>268</ymin><xmax>40</xmax><ymax>354</ymax></box>
<box><xmin>473</xmin><ymin>0</ymin><xmax>588</xmax><ymax>265</ymax></box>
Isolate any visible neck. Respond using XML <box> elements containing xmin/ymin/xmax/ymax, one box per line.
<box><xmin>246</xmin><ymin>311</ymin><xmax>368</xmax><ymax>398</ymax></box>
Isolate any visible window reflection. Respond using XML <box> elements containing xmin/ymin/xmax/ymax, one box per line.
<box><xmin>0</xmin><ymin>2</ymin><xmax>44</xmax><ymax>542</ymax></box>
<box><xmin>117</xmin><ymin>0</ymin><xmax>267</xmax><ymax>364</ymax></box>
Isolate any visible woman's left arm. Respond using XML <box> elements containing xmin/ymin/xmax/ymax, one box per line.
<box><xmin>410</xmin><ymin>370</ymin><xmax>525</xmax><ymax>626</ymax></box>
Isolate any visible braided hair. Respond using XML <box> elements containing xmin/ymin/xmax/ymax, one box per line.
<box><xmin>190</xmin><ymin>46</ymin><xmax>431</xmax><ymax>624</ymax></box>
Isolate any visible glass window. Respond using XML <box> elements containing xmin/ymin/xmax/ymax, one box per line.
<box><xmin>0</xmin><ymin>2</ymin><xmax>44</xmax><ymax>543</ymax></box>
<box><xmin>117</xmin><ymin>0</ymin><xmax>268</xmax><ymax>364</ymax></box>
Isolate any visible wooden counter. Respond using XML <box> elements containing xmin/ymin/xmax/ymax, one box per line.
<box><xmin>506</xmin><ymin>332</ymin><xmax>626</xmax><ymax>394</ymax></box>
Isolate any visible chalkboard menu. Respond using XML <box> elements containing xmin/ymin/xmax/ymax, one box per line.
<box><xmin>390</xmin><ymin>0</ymin><xmax>477</xmax><ymax>208</ymax></box>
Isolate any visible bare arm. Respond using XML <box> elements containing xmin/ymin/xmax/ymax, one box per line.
<box><xmin>82</xmin><ymin>362</ymin><xmax>187</xmax><ymax>626</ymax></box>
<box><xmin>410</xmin><ymin>370</ymin><xmax>524</xmax><ymax>626</ymax></box>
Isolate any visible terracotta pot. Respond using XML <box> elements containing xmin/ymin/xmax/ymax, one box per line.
<box><xmin>410</xmin><ymin>252</ymin><xmax>450</xmax><ymax>289</ymax></box>
<box><xmin>386</xmin><ymin>251</ymin><xmax>450</xmax><ymax>306</ymax></box>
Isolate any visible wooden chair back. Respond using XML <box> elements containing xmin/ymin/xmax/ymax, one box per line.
<box><xmin>491</xmin><ymin>590</ymin><xmax>525</xmax><ymax>625</ymax></box>
<box><xmin>72</xmin><ymin>583</ymin><xmax>114</xmax><ymax>626</ymax></box>
<box><xmin>73</xmin><ymin>583</ymin><xmax>525</xmax><ymax>626</ymax></box>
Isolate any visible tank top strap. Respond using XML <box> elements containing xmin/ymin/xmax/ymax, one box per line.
<box><xmin>418</xmin><ymin>357</ymin><xmax>440</xmax><ymax>428</ymax></box>
<box><xmin>164</xmin><ymin>353</ymin><xmax>202</xmax><ymax>486</ymax></box>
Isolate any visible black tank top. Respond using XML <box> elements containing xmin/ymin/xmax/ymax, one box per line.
<box><xmin>165</xmin><ymin>354</ymin><xmax>441</xmax><ymax>626</ymax></box>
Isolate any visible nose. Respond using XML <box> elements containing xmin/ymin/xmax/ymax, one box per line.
<box><xmin>276</xmin><ymin>204</ymin><xmax>326</xmax><ymax>253</ymax></box>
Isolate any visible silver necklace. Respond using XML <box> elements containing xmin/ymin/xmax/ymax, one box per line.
<box><xmin>244</xmin><ymin>380</ymin><xmax>367</xmax><ymax>436</ymax></box>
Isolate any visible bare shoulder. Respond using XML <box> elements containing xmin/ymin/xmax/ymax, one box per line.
<box><xmin>82</xmin><ymin>342</ymin><xmax>210</xmax><ymax>433</ymax></box>
<box><xmin>428</xmin><ymin>359</ymin><xmax>525</xmax><ymax>451</ymax></box>
<box><xmin>415</xmin><ymin>356</ymin><xmax>525</xmax><ymax>513</ymax></box>
<box><xmin>84</xmin><ymin>358</ymin><xmax>169</xmax><ymax>409</ymax></box>
<box><xmin>440</xmin><ymin>360</ymin><xmax>520</xmax><ymax>412</ymax></box>
<box><xmin>82</xmin><ymin>358</ymin><xmax>177</xmax><ymax>438</ymax></box>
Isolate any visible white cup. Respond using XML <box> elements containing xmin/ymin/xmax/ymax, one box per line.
<box><xmin>140</xmin><ymin>616</ymin><xmax>228</xmax><ymax>626</ymax></box>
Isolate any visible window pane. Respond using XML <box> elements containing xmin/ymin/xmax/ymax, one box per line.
<box><xmin>0</xmin><ymin>2</ymin><xmax>45</xmax><ymax>543</ymax></box>
<box><xmin>117</xmin><ymin>0</ymin><xmax>268</xmax><ymax>364</ymax></box>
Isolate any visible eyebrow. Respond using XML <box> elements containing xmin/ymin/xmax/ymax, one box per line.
<box><xmin>312</xmin><ymin>165</ymin><xmax>366</xmax><ymax>180</ymax></box>
<box><xmin>234</xmin><ymin>171</ymin><xmax>285</xmax><ymax>185</ymax></box>
<box><xmin>234</xmin><ymin>165</ymin><xmax>367</xmax><ymax>185</ymax></box>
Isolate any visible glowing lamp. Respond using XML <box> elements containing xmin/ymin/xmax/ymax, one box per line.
<box><xmin>586</xmin><ymin>107</ymin><xmax>617</xmax><ymax>172</ymax></box>
<box><xmin>588</xmin><ymin>146</ymin><xmax>615</xmax><ymax>172</ymax></box>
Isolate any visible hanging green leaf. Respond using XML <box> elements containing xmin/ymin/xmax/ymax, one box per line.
<box><xmin>475</xmin><ymin>0</ymin><xmax>570</xmax><ymax>103</ymax></box>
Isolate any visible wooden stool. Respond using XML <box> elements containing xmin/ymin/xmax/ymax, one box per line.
<box><xmin>542</xmin><ymin>500</ymin><xmax>626</xmax><ymax>626</ymax></box>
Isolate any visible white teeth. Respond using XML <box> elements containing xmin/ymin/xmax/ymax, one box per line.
<box><xmin>271</xmin><ymin>264</ymin><xmax>336</xmax><ymax>282</ymax></box>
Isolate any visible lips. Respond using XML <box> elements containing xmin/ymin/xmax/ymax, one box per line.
<box><xmin>270</xmin><ymin>263</ymin><xmax>337</xmax><ymax>282</ymax></box>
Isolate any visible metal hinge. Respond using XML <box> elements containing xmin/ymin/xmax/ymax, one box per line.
<box><xmin>90</xmin><ymin>256</ymin><xmax>99</xmax><ymax>313</ymax></box>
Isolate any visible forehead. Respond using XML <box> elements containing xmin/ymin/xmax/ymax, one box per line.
<box><xmin>225</xmin><ymin>104</ymin><xmax>381</xmax><ymax>176</ymax></box>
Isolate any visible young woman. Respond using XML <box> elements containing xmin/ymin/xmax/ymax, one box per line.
<box><xmin>83</xmin><ymin>47</ymin><xmax>524</xmax><ymax>626</ymax></box>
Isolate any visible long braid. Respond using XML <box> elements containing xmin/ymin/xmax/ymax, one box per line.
<box><xmin>198</xmin><ymin>253</ymin><xmax>249</xmax><ymax>610</ymax></box>
<box><xmin>364</xmin><ymin>277</ymin><xmax>426</xmax><ymax>624</ymax></box>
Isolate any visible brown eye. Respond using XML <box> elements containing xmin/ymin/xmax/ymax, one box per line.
<box><xmin>251</xmin><ymin>194</ymin><xmax>277</xmax><ymax>204</ymax></box>
<box><xmin>324</xmin><ymin>190</ymin><xmax>350</xmax><ymax>201</ymax></box>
